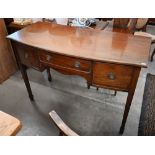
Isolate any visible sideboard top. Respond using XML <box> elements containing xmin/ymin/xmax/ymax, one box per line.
<box><xmin>7</xmin><ymin>22</ymin><xmax>151</xmax><ymax>67</ymax></box>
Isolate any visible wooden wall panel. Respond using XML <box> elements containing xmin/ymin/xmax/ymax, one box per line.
<box><xmin>0</xmin><ymin>18</ymin><xmax>17</xmax><ymax>84</ymax></box>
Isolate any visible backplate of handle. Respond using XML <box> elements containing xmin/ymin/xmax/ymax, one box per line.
<box><xmin>24</xmin><ymin>53</ymin><xmax>28</xmax><ymax>59</ymax></box>
<box><xmin>107</xmin><ymin>72</ymin><xmax>116</xmax><ymax>80</ymax></box>
<box><xmin>74</xmin><ymin>61</ymin><xmax>80</xmax><ymax>68</ymax></box>
<box><xmin>46</xmin><ymin>55</ymin><xmax>52</xmax><ymax>61</ymax></box>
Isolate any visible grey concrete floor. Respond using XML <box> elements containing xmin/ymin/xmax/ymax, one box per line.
<box><xmin>0</xmin><ymin>25</ymin><xmax>155</xmax><ymax>136</ymax></box>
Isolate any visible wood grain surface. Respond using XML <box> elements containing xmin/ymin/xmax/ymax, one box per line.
<box><xmin>0</xmin><ymin>111</ymin><xmax>21</xmax><ymax>136</ymax></box>
<box><xmin>49</xmin><ymin>110</ymin><xmax>79</xmax><ymax>136</ymax></box>
<box><xmin>0</xmin><ymin>19</ymin><xmax>17</xmax><ymax>84</ymax></box>
<box><xmin>7</xmin><ymin>21</ymin><xmax>152</xmax><ymax>134</ymax></box>
<box><xmin>7</xmin><ymin>22</ymin><xmax>151</xmax><ymax>67</ymax></box>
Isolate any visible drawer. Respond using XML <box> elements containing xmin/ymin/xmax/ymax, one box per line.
<box><xmin>92</xmin><ymin>62</ymin><xmax>134</xmax><ymax>90</ymax></box>
<box><xmin>39</xmin><ymin>51</ymin><xmax>91</xmax><ymax>73</ymax></box>
<box><xmin>15</xmin><ymin>43</ymin><xmax>44</xmax><ymax>71</ymax></box>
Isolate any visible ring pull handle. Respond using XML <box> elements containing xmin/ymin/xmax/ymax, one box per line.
<box><xmin>74</xmin><ymin>61</ymin><xmax>80</xmax><ymax>68</ymax></box>
<box><xmin>107</xmin><ymin>72</ymin><xmax>116</xmax><ymax>80</ymax></box>
<box><xmin>46</xmin><ymin>55</ymin><xmax>52</xmax><ymax>62</ymax></box>
<box><xmin>24</xmin><ymin>53</ymin><xmax>29</xmax><ymax>59</ymax></box>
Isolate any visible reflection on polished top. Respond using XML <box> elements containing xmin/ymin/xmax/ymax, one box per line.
<box><xmin>7</xmin><ymin>22</ymin><xmax>151</xmax><ymax>67</ymax></box>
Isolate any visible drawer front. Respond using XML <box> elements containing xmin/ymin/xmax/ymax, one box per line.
<box><xmin>39</xmin><ymin>51</ymin><xmax>91</xmax><ymax>73</ymax></box>
<box><xmin>15</xmin><ymin>43</ymin><xmax>43</xmax><ymax>71</ymax></box>
<box><xmin>93</xmin><ymin>62</ymin><xmax>134</xmax><ymax>90</ymax></box>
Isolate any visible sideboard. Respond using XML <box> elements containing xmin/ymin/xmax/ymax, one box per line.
<box><xmin>7</xmin><ymin>22</ymin><xmax>151</xmax><ymax>134</ymax></box>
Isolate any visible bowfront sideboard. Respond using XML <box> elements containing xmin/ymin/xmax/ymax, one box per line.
<box><xmin>7</xmin><ymin>22</ymin><xmax>151</xmax><ymax>134</ymax></box>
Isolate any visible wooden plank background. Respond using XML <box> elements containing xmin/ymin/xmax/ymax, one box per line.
<box><xmin>0</xmin><ymin>19</ymin><xmax>17</xmax><ymax>84</ymax></box>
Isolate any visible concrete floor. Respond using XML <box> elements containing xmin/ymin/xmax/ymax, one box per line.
<box><xmin>0</xmin><ymin>25</ymin><xmax>155</xmax><ymax>136</ymax></box>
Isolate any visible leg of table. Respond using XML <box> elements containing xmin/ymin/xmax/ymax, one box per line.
<box><xmin>87</xmin><ymin>84</ymin><xmax>90</xmax><ymax>89</ymax></box>
<box><xmin>114</xmin><ymin>90</ymin><xmax>117</xmax><ymax>96</ymax></box>
<box><xmin>87</xmin><ymin>79</ymin><xmax>92</xmax><ymax>89</ymax></box>
<box><xmin>46</xmin><ymin>68</ymin><xmax>52</xmax><ymax>82</ymax></box>
<box><xmin>20</xmin><ymin>64</ymin><xmax>34</xmax><ymax>101</ymax></box>
<box><xmin>11</xmin><ymin>42</ymin><xmax>34</xmax><ymax>101</ymax></box>
<box><xmin>151</xmin><ymin>48</ymin><xmax>155</xmax><ymax>62</ymax></box>
<box><xmin>119</xmin><ymin>68</ymin><xmax>140</xmax><ymax>134</ymax></box>
<box><xmin>119</xmin><ymin>90</ymin><xmax>135</xmax><ymax>134</ymax></box>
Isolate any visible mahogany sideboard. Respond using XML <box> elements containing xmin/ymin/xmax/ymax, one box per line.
<box><xmin>7</xmin><ymin>22</ymin><xmax>151</xmax><ymax>134</ymax></box>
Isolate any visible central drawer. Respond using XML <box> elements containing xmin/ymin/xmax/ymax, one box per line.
<box><xmin>92</xmin><ymin>62</ymin><xmax>134</xmax><ymax>90</ymax></box>
<box><xmin>39</xmin><ymin>51</ymin><xmax>91</xmax><ymax>73</ymax></box>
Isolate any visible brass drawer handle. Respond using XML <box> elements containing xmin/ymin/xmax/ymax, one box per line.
<box><xmin>24</xmin><ymin>53</ymin><xmax>29</xmax><ymax>59</ymax></box>
<box><xmin>107</xmin><ymin>72</ymin><xmax>116</xmax><ymax>80</ymax></box>
<box><xmin>46</xmin><ymin>55</ymin><xmax>52</xmax><ymax>62</ymax></box>
<box><xmin>74</xmin><ymin>61</ymin><xmax>80</xmax><ymax>68</ymax></box>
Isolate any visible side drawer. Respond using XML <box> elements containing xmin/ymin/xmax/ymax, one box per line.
<box><xmin>14</xmin><ymin>43</ymin><xmax>44</xmax><ymax>71</ymax></box>
<box><xmin>92</xmin><ymin>62</ymin><xmax>134</xmax><ymax>90</ymax></box>
<box><xmin>39</xmin><ymin>51</ymin><xmax>91</xmax><ymax>73</ymax></box>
